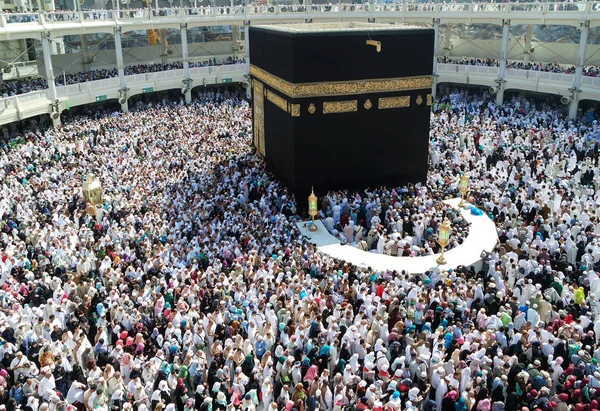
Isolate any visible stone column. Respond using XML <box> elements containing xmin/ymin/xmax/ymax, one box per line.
<box><xmin>115</xmin><ymin>26</ymin><xmax>129</xmax><ymax>113</ymax></box>
<box><xmin>432</xmin><ymin>18</ymin><xmax>440</xmax><ymax>99</ymax></box>
<box><xmin>523</xmin><ymin>24</ymin><xmax>533</xmax><ymax>63</ymax></box>
<box><xmin>443</xmin><ymin>23</ymin><xmax>452</xmax><ymax>58</ymax></box>
<box><xmin>181</xmin><ymin>23</ymin><xmax>192</xmax><ymax>104</ymax></box>
<box><xmin>569</xmin><ymin>21</ymin><xmax>589</xmax><ymax>119</ymax></box>
<box><xmin>244</xmin><ymin>21</ymin><xmax>251</xmax><ymax>99</ymax></box>
<box><xmin>496</xmin><ymin>19</ymin><xmax>510</xmax><ymax>106</ymax></box>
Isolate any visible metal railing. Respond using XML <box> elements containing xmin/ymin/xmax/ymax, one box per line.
<box><xmin>1</xmin><ymin>63</ymin><xmax>247</xmax><ymax>112</ymax></box>
<box><xmin>437</xmin><ymin>62</ymin><xmax>581</xmax><ymax>85</ymax></box>
<box><xmin>2</xmin><ymin>2</ymin><xmax>599</xmax><ymax>26</ymax></box>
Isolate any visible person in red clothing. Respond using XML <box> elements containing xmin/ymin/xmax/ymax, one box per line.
<box><xmin>356</xmin><ymin>396</ymin><xmax>370</xmax><ymax>410</ymax></box>
<box><xmin>376</xmin><ymin>281</ymin><xmax>385</xmax><ymax>298</ymax></box>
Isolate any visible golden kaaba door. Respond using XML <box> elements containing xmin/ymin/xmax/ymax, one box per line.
<box><xmin>253</xmin><ymin>80</ymin><xmax>265</xmax><ymax>157</ymax></box>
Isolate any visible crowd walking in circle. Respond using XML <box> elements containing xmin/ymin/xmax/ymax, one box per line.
<box><xmin>0</xmin><ymin>87</ymin><xmax>599</xmax><ymax>411</ymax></box>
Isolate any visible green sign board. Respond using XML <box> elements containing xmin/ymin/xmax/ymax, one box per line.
<box><xmin>222</xmin><ymin>78</ymin><xmax>233</xmax><ymax>84</ymax></box>
<box><xmin>95</xmin><ymin>95</ymin><xmax>107</xmax><ymax>102</ymax></box>
<box><xmin>142</xmin><ymin>87</ymin><xmax>154</xmax><ymax>93</ymax></box>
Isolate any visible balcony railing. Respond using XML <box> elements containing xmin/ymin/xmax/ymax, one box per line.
<box><xmin>435</xmin><ymin>62</ymin><xmax>589</xmax><ymax>95</ymax></box>
<box><xmin>0</xmin><ymin>63</ymin><xmax>247</xmax><ymax>114</ymax></box>
<box><xmin>2</xmin><ymin>2</ymin><xmax>600</xmax><ymax>26</ymax></box>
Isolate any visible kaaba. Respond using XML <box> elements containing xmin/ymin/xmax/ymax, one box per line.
<box><xmin>249</xmin><ymin>22</ymin><xmax>434</xmax><ymax>197</ymax></box>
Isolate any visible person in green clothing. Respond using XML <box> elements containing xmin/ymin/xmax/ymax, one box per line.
<box><xmin>500</xmin><ymin>307</ymin><xmax>512</xmax><ymax>326</ymax></box>
<box><xmin>164</xmin><ymin>290</ymin><xmax>174</xmax><ymax>308</ymax></box>
<box><xmin>574</xmin><ymin>285</ymin><xmax>585</xmax><ymax>305</ymax></box>
<box><xmin>550</xmin><ymin>278</ymin><xmax>563</xmax><ymax>296</ymax></box>
<box><xmin>179</xmin><ymin>365</ymin><xmax>190</xmax><ymax>390</ymax></box>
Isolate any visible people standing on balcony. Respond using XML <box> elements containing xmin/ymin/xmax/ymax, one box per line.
<box><xmin>438</xmin><ymin>56</ymin><xmax>600</xmax><ymax>77</ymax></box>
<box><xmin>0</xmin><ymin>57</ymin><xmax>245</xmax><ymax>98</ymax></box>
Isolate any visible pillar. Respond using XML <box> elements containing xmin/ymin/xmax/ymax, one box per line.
<box><xmin>432</xmin><ymin>18</ymin><xmax>440</xmax><ymax>99</ymax></box>
<box><xmin>232</xmin><ymin>25</ymin><xmax>240</xmax><ymax>59</ymax></box>
<box><xmin>568</xmin><ymin>98</ymin><xmax>579</xmax><ymax>120</ymax></box>
<box><xmin>569</xmin><ymin>21</ymin><xmax>589</xmax><ymax>119</ymax></box>
<box><xmin>181</xmin><ymin>23</ymin><xmax>192</xmax><ymax>104</ymax></box>
<box><xmin>244</xmin><ymin>21</ymin><xmax>251</xmax><ymax>99</ymax></box>
<box><xmin>496</xmin><ymin>19</ymin><xmax>510</xmax><ymax>107</ymax></box>
<box><xmin>114</xmin><ymin>27</ymin><xmax>128</xmax><ymax>113</ymax></box>
<box><xmin>443</xmin><ymin>23</ymin><xmax>452</xmax><ymax>58</ymax></box>
<box><xmin>42</xmin><ymin>34</ymin><xmax>60</xmax><ymax>126</ymax></box>
<box><xmin>159</xmin><ymin>30</ymin><xmax>168</xmax><ymax>64</ymax></box>
<box><xmin>42</xmin><ymin>0</ymin><xmax>64</xmax><ymax>55</ymax></box>
<box><xmin>81</xmin><ymin>34</ymin><xmax>89</xmax><ymax>71</ymax></box>
<box><xmin>244</xmin><ymin>22</ymin><xmax>250</xmax><ymax>67</ymax></box>
<box><xmin>523</xmin><ymin>24</ymin><xmax>533</xmax><ymax>63</ymax></box>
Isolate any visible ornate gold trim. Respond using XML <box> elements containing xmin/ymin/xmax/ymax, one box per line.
<box><xmin>427</xmin><ymin>94</ymin><xmax>432</xmax><ymax>106</ymax></box>
<box><xmin>252</xmin><ymin>80</ymin><xmax>265</xmax><ymax>157</ymax></box>
<box><xmin>378</xmin><ymin>96</ymin><xmax>410</xmax><ymax>110</ymax></box>
<box><xmin>253</xmin><ymin>79</ymin><xmax>263</xmax><ymax>95</ymax></box>
<box><xmin>250</xmin><ymin>65</ymin><xmax>295</xmax><ymax>97</ymax></box>
<box><xmin>250</xmin><ymin>65</ymin><xmax>432</xmax><ymax>98</ymax></box>
<box><xmin>308</xmin><ymin>103</ymin><xmax>316</xmax><ymax>114</ymax></box>
<box><xmin>416</xmin><ymin>95</ymin><xmax>423</xmax><ymax>105</ymax></box>
<box><xmin>266</xmin><ymin>89</ymin><xmax>288</xmax><ymax>113</ymax></box>
<box><xmin>323</xmin><ymin>100</ymin><xmax>357</xmax><ymax>114</ymax></box>
<box><xmin>291</xmin><ymin>104</ymin><xmax>300</xmax><ymax>117</ymax></box>
<box><xmin>364</xmin><ymin>99</ymin><xmax>372</xmax><ymax>110</ymax></box>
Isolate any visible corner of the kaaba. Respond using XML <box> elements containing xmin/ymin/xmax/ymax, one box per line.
<box><xmin>249</xmin><ymin>22</ymin><xmax>434</xmax><ymax>205</ymax></box>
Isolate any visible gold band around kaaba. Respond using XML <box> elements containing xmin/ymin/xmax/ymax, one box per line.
<box><xmin>378</xmin><ymin>96</ymin><xmax>411</xmax><ymax>110</ymax></box>
<box><xmin>250</xmin><ymin>65</ymin><xmax>433</xmax><ymax>99</ymax></box>
<box><xmin>266</xmin><ymin>89</ymin><xmax>288</xmax><ymax>113</ymax></box>
<box><xmin>323</xmin><ymin>100</ymin><xmax>358</xmax><ymax>114</ymax></box>
<box><xmin>252</xmin><ymin>80</ymin><xmax>265</xmax><ymax>156</ymax></box>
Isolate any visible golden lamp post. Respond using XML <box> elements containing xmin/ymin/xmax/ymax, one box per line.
<box><xmin>308</xmin><ymin>187</ymin><xmax>318</xmax><ymax>232</ymax></box>
<box><xmin>458</xmin><ymin>173</ymin><xmax>469</xmax><ymax>207</ymax></box>
<box><xmin>436</xmin><ymin>217</ymin><xmax>451</xmax><ymax>265</ymax></box>
<box><xmin>82</xmin><ymin>173</ymin><xmax>103</xmax><ymax>206</ymax></box>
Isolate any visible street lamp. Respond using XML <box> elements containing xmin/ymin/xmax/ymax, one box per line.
<box><xmin>458</xmin><ymin>173</ymin><xmax>469</xmax><ymax>207</ymax></box>
<box><xmin>308</xmin><ymin>187</ymin><xmax>318</xmax><ymax>232</ymax></box>
<box><xmin>436</xmin><ymin>217</ymin><xmax>451</xmax><ymax>265</ymax></box>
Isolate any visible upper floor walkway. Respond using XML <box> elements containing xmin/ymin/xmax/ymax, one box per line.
<box><xmin>4</xmin><ymin>61</ymin><xmax>597</xmax><ymax>125</ymax></box>
<box><xmin>436</xmin><ymin>62</ymin><xmax>600</xmax><ymax>100</ymax></box>
<box><xmin>1</xmin><ymin>2</ymin><xmax>600</xmax><ymax>40</ymax></box>
<box><xmin>0</xmin><ymin>62</ymin><xmax>246</xmax><ymax>123</ymax></box>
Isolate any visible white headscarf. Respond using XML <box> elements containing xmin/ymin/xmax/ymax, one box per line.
<box><xmin>27</xmin><ymin>396</ymin><xmax>39</xmax><ymax>411</ymax></box>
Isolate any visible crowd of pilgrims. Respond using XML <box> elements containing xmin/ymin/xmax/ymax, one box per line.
<box><xmin>0</xmin><ymin>86</ymin><xmax>600</xmax><ymax>411</ymax></box>
<box><xmin>0</xmin><ymin>57</ymin><xmax>245</xmax><ymax>97</ymax></box>
<box><xmin>437</xmin><ymin>56</ymin><xmax>600</xmax><ymax>77</ymax></box>
<box><xmin>318</xmin><ymin>190</ymin><xmax>469</xmax><ymax>257</ymax></box>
